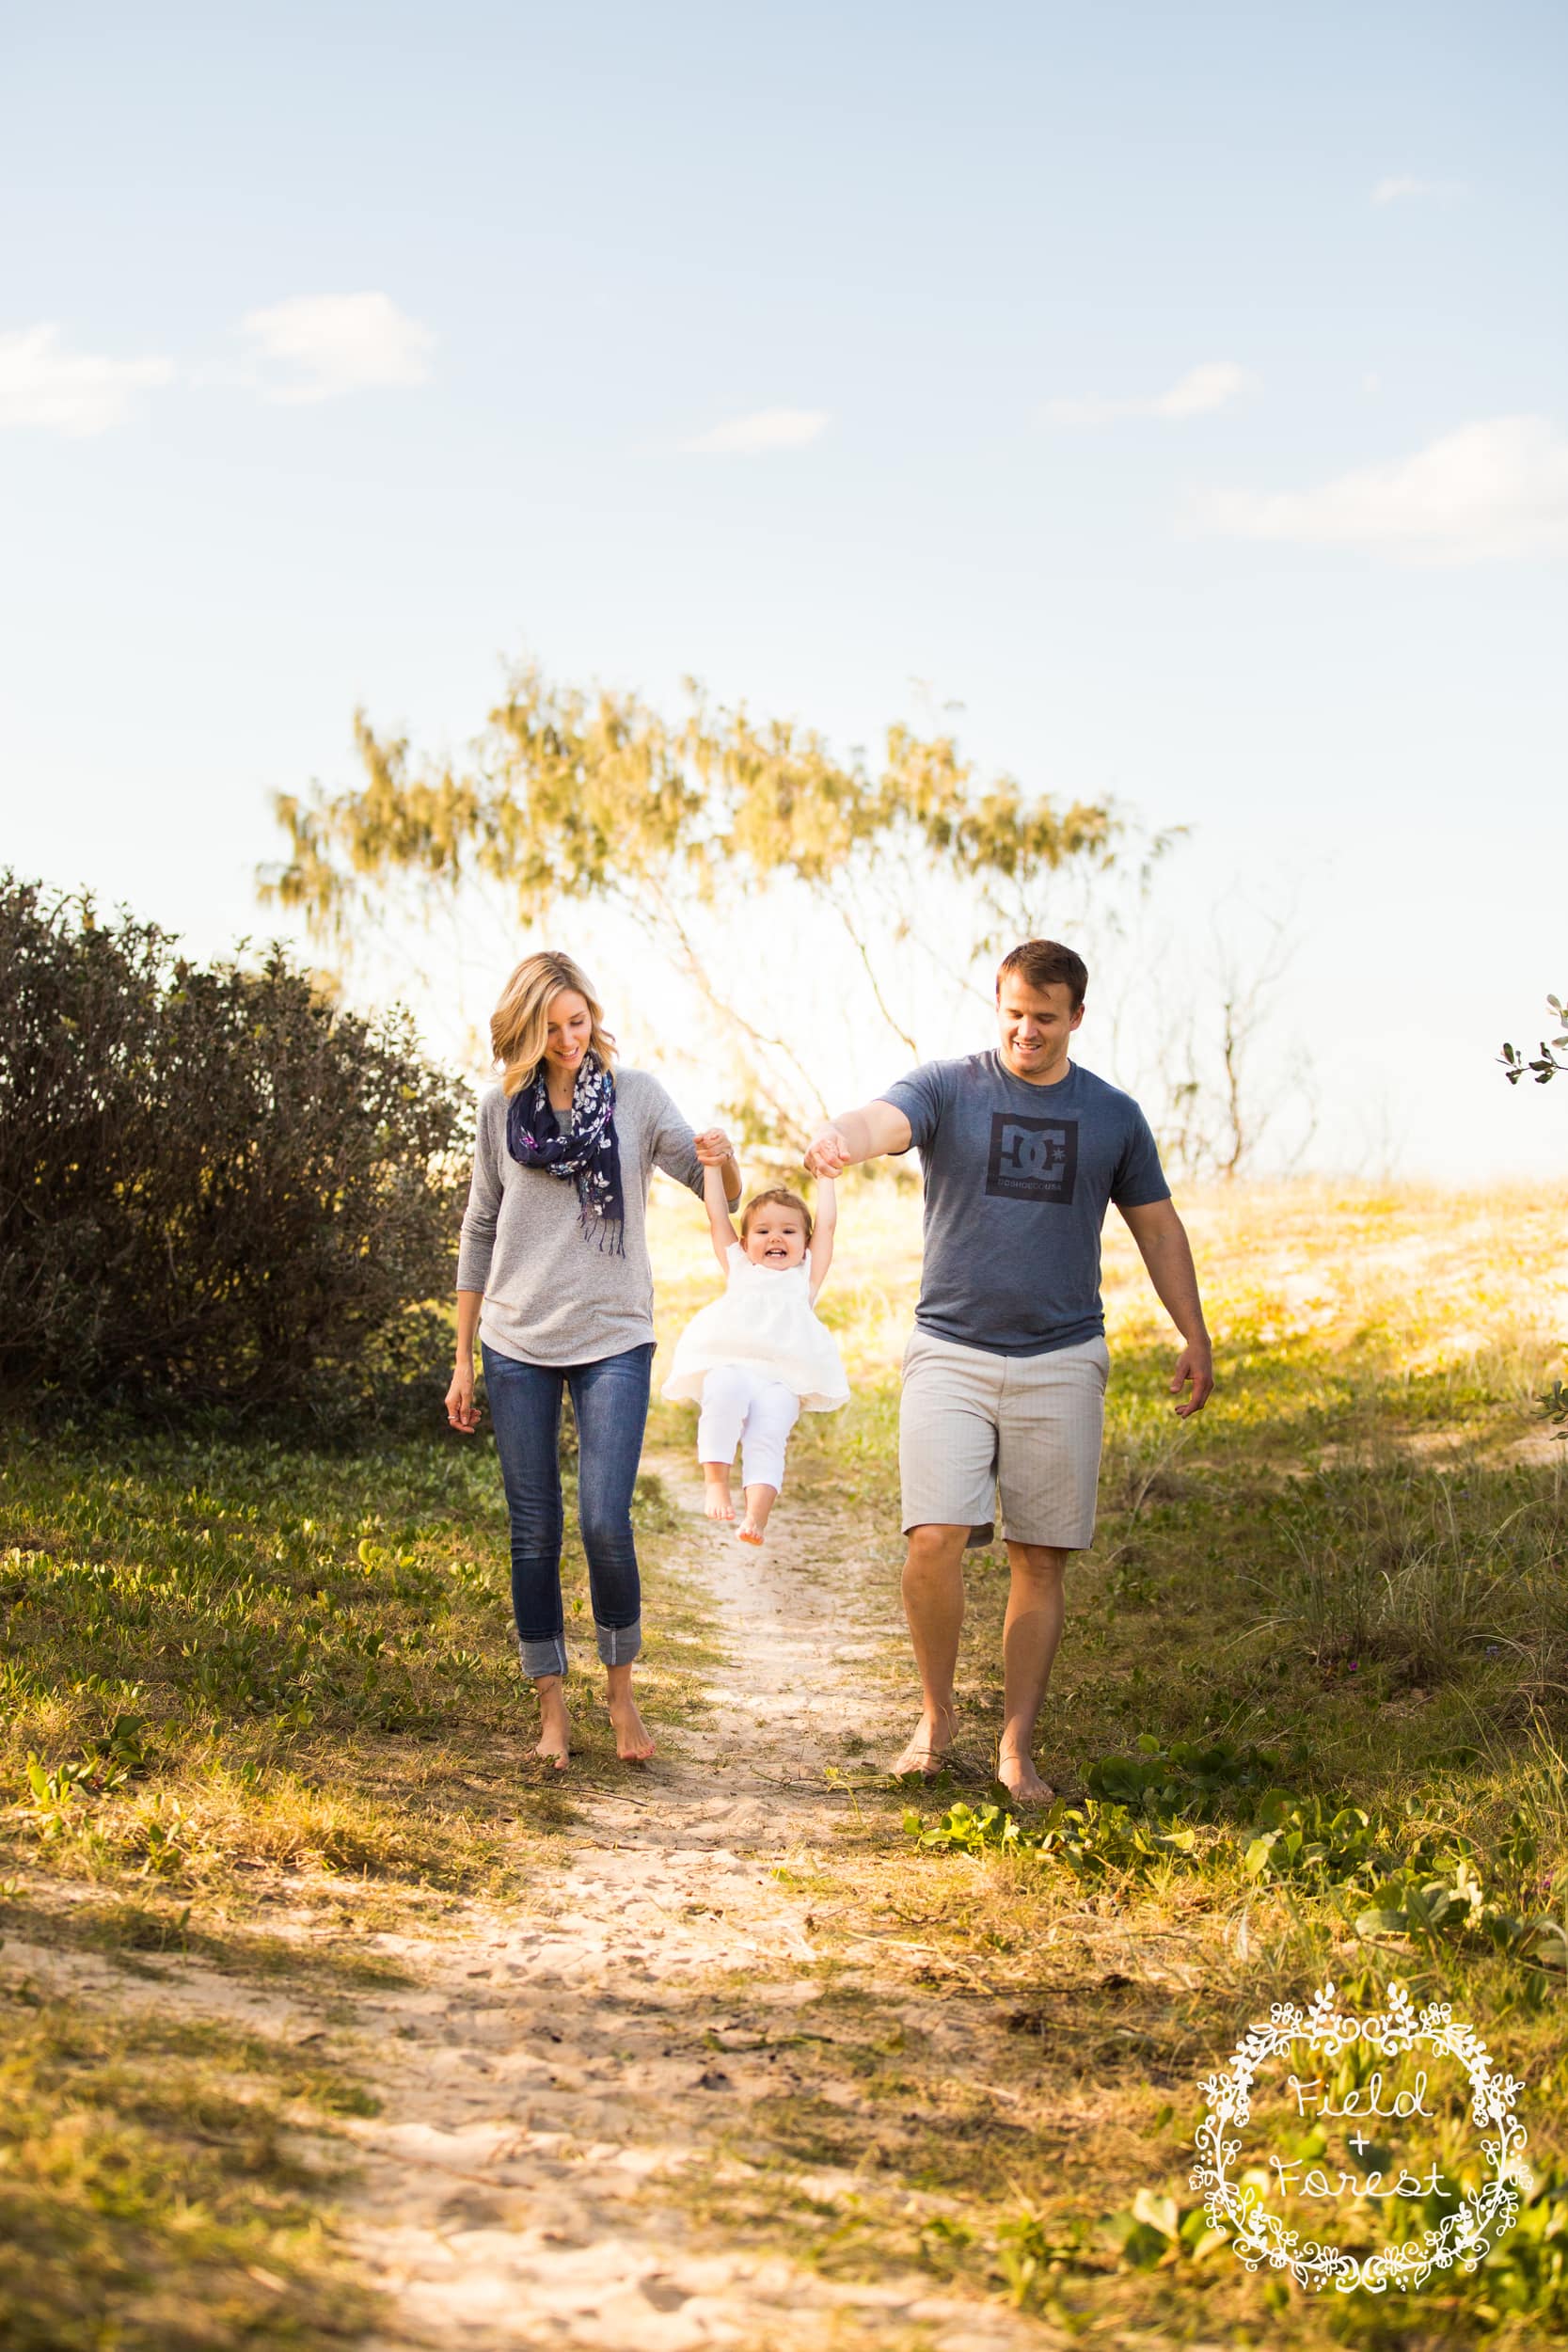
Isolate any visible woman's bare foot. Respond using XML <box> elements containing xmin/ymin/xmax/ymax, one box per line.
<box><xmin>737</xmin><ymin>1483</ymin><xmax>777</xmax><ymax>1546</ymax></box>
<box><xmin>888</xmin><ymin>1705</ymin><xmax>958</xmax><ymax>1779</ymax></box>
<box><xmin>534</xmin><ymin>1675</ymin><xmax>570</xmax><ymax>1771</ymax></box>
<box><xmin>606</xmin><ymin>1664</ymin><xmax>656</xmax><ymax>1763</ymax></box>
<box><xmin>702</xmin><ymin>1464</ymin><xmax>735</xmax><ymax>1522</ymax></box>
<box><xmin>997</xmin><ymin>1748</ymin><xmax>1054</xmax><ymax>1805</ymax></box>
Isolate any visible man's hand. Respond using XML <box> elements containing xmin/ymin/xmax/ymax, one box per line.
<box><xmin>1169</xmin><ymin>1340</ymin><xmax>1214</xmax><ymax>1418</ymax></box>
<box><xmin>804</xmin><ymin>1123</ymin><xmax>853</xmax><ymax>1178</ymax></box>
<box><xmin>694</xmin><ymin>1127</ymin><xmax>733</xmax><ymax>1166</ymax></box>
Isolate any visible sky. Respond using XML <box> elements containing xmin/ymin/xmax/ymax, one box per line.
<box><xmin>3</xmin><ymin>1</ymin><xmax>1566</xmax><ymax>1179</ymax></box>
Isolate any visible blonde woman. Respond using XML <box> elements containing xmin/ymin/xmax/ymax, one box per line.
<box><xmin>447</xmin><ymin>952</ymin><xmax>739</xmax><ymax>1769</ymax></box>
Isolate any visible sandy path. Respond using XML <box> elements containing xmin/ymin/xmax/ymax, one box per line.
<box><xmin>341</xmin><ymin>1467</ymin><xmax>1048</xmax><ymax>2351</ymax></box>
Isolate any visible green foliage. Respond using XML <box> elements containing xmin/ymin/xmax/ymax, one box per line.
<box><xmin>1242</xmin><ymin>1789</ymin><xmax>1379</xmax><ymax>1883</ymax></box>
<box><xmin>0</xmin><ymin>873</ymin><xmax>467</xmax><ymax>1426</ymax></box>
<box><xmin>1086</xmin><ymin>1730</ymin><xmax>1282</xmax><ymax>1817</ymax></box>
<box><xmin>909</xmin><ymin>1795</ymin><xmax>1201</xmax><ymax>1879</ymax></box>
<box><xmin>913</xmin><ymin>1754</ymin><xmax>1568</xmax><ymax>1970</ymax></box>
<box><xmin>262</xmin><ymin>660</ymin><xmax>1122</xmax><ymax>940</ymax></box>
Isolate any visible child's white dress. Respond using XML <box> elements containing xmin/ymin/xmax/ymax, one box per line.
<box><xmin>662</xmin><ymin>1244</ymin><xmax>848</xmax><ymax>1410</ymax></box>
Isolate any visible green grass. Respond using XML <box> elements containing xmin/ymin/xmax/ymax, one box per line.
<box><xmin>646</xmin><ymin>1178</ymin><xmax>1568</xmax><ymax>2345</ymax></box>
<box><xmin>0</xmin><ymin>1415</ymin><xmax>715</xmax><ymax>2348</ymax></box>
<box><xmin>0</xmin><ymin>1995</ymin><xmax>378</xmax><ymax>2350</ymax></box>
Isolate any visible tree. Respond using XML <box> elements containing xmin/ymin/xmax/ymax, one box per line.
<box><xmin>260</xmin><ymin>660</ymin><xmax>1142</xmax><ymax>1137</ymax></box>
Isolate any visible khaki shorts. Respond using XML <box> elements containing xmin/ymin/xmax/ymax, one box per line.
<box><xmin>899</xmin><ymin>1327</ymin><xmax>1110</xmax><ymax>1550</ymax></box>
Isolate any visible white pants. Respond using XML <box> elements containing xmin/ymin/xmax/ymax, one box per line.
<box><xmin>697</xmin><ymin>1365</ymin><xmax>801</xmax><ymax>1494</ymax></box>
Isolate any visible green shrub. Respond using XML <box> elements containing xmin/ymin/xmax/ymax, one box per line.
<box><xmin>0</xmin><ymin>874</ymin><xmax>467</xmax><ymax>1426</ymax></box>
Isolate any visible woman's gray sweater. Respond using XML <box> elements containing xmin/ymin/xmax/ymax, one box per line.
<box><xmin>456</xmin><ymin>1069</ymin><xmax>713</xmax><ymax>1367</ymax></box>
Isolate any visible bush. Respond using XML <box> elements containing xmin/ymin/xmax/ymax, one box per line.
<box><xmin>0</xmin><ymin>873</ymin><xmax>468</xmax><ymax>1426</ymax></box>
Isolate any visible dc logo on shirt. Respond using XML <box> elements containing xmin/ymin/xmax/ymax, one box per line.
<box><xmin>985</xmin><ymin>1114</ymin><xmax>1079</xmax><ymax>1204</ymax></box>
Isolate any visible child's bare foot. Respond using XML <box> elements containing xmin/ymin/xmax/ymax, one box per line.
<box><xmin>702</xmin><ymin>1464</ymin><xmax>735</xmax><ymax>1522</ymax></box>
<box><xmin>888</xmin><ymin>1705</ymin><xmax>958</xmax><ymax>1779</ymax></box>
<box><xmin>737</xmin><ymin>1483</ymin><xmax>777</xmax><ymax>1546</ymax></box>
<box><xmin>997</xmin><ymin>1748</ymin><xmax>1054</xmax><ymax>1806</ymax></box>
<box><xmin>534</xmin><ymin>1676</ymin><xmax>570</xmax><ymax>1771</ymax></box>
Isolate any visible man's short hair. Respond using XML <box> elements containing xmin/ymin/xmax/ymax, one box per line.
<box><xmin>996</xmin><ymin>939</ymin><xmax>1088</xmax><ymax>1009</ymax></box>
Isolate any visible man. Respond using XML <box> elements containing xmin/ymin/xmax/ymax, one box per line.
<box><xmin>804</xmin><ymin>939</ymin><xmax>1212</xmax><ymax>1803</ymax></box>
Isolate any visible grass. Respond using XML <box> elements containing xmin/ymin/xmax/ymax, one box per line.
<box><xmin>0</xmin><ymin>1403</ymin><xmax>712</xmax><ymax>2348</ymax></box>
<box><xmin>0</xmin><ymin>1994</ymin><xmax>378</xmax><ymax>2350</ymax></box>
<box><xmin>3</xmin><ymin>1173</ymin><xmax>1567</xmax><ymax>2345</ymax></box>
<box><xmin>648</xmin><ymin>1172</ymin><xmax>1568</xmax><ymax>2344</ymax></box>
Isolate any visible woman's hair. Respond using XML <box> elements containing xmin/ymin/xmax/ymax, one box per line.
<box><xmin>739</xmin><ymin>1186</ymin><xmax>814</xmax><ymax>1245</ymax></box>
<box><xmin>491</xmin><ymin>951</ymin><xmax>617</xmax><ymax>1097</ymax></box>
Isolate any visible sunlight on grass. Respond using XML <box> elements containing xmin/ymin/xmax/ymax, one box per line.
<box><xmin>645</xmin><ymin>1172</ymin><xmax>1568</xmax><ymax>2346</ymax></box>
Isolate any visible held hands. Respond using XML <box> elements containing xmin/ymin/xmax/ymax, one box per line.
<box><xmin>694</xmin><ymin>1127</ymin><xmax>733</xmax><ymax>1167</ymax></box>
<box><xmin>446</xmin><ymin>1360</ymin><xmax>482</xmax><ymax>1435</ymax></box>
<box><xmin>1169</xmin><ymin>1340</ymin><xmax>1214</xmax><ymax>1419</ymax></box>
<box><xmin>804</xmin><ymin>1123</ymin><xmax>852</xmax><ymax>1179</ymax></box>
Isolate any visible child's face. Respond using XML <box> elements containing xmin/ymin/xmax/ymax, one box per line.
<box><xmin>743</xmin><ymin>1206</ymin><xmax>808</xmax><ymax>1267</ymax></box>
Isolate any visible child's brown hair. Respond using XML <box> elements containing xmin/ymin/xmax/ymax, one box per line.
<box><xmin>739</xmin><ymin>1186</ymin><xmax>815</xmax><ymax>1245</ymax></box>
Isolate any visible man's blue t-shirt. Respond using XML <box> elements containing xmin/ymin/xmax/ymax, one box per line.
<box><xmin>879</xmin><ymin>1054</ymin><xmax>1170</xmax><ymax>1358</ymax></box>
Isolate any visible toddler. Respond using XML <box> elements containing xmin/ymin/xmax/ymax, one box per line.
<box><xmin>662</xmin><ymin>1133</ymin><xmax>848</xmax><ymax>1543</ymax></box>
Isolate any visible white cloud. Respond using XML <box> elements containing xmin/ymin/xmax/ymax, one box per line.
<box><xmin>682</xmin><ymin>406</ymin><xmax>829</xmax><ymax>453</ymax></box>
<box><xmin>237</xmin><ymin>293</ymin><xmax>435</xmax><ymax>404</ymax></box>
<box><xmin>1192</xmin><ymin>415</ymin><xmax>1568</xmax><ymax>564</ymax></box>
<box><xmin>0</xmin><ymin>323</ymin><xmax>173</xmax><ymax>436</ymax></box>
<box><xmin>1042</xmin><ymin>361</ymin><xmax>1254</xmax><ymax>427</ymax></box>
<box><xmin>1371</xmin><ymin>174</ymin><xmax>1464</xmax><ymax>204</ymax></box>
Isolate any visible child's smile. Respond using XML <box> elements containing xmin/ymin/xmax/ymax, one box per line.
<box><xmin>744</xmin><ymin>1209</ymin><xmax>808</xmax><ymax>1267</ymax></box>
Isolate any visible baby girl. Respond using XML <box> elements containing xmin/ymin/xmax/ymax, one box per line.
<box><xmin>662</xmin><ymin>1131</ymin><xmax>848</xmax><ymax>1544</ymax></box>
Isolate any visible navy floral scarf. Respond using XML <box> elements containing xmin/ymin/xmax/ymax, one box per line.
<box><xmin>505</xmin><ymin>1050</ymin><xmax>626</xmax><ymax>1254</ymax></box>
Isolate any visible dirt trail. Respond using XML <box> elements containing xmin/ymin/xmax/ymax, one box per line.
<box><xmin>341</xmin><ymin>1466</ymin><xmax>1045</xmax><ymax>2351</ymax></box>
<box><xmin>4</xmin><ymin>1468</ymin><xmax>1049</xmax><ymax>2346</ymax></box>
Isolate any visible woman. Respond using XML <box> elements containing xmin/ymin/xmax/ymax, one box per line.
<box><xmin>446</xmin><ymin>950</ymin><xmax>739</xmax><ymax>1769</ymax></box>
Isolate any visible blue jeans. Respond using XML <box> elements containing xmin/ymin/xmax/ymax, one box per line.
<box><xmin>482</xmin><ymin>1340</ymin><xmax>653</xmax><ymax>1677</ymax></box>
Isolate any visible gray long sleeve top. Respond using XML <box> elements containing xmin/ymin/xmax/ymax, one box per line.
<box><xmin>456</xmin><ymin>1069</ymin><xmax>715</xmax><ymax>1367</ymax></box>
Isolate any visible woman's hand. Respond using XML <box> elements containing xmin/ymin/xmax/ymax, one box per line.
<box><xmin>694</xmin><ymin>1126</ymin><xmax>733</xmax><ymax>1166</ymax></box>
<box><xmin>446</xmin><ymin>1359</ymin><xmax>482</xmax><ymax>1434</ymax></box>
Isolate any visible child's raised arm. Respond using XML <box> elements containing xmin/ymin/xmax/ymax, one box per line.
<box><xmin>807</xmin><ymin>1172</ymin><xmax>836</xmax><ymax>1302</ymax></box>
<box><xmin>694</xmin><ymin>1128</ymin><xmax>739</xmax><ymax>1271</ymax></box>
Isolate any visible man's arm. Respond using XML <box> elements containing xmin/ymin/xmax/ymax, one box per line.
<box><xmin>804</xmin><ymin>1100</ymin><xmax>912</xmax><ymax>1175</ymax></box>
<box><xmin>1117</xmin><ymin>1197</ymin><xmax>1214</xmax><ymax>1419</ymax></box>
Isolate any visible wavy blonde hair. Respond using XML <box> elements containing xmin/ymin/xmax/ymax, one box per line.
<box><xmin>491</xmin><ymin>951</ymin><xmax>617</xmax><ymax>1098</ymax></box>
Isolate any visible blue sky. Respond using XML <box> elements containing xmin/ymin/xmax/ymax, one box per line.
<box><xmin>4</xmin><ymin>2</ymin><xmax>1566</xmax><ymax>1176</ymax></box>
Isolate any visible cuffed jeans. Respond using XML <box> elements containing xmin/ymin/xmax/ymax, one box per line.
<box><xmin>482</xmin><ymin>1339</ymin><xmax>652</xmax><ymax>1677</ymax></box>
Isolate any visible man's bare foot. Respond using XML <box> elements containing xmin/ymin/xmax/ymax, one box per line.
<box><xmin>702</xmin><ymin>1464</ymin><xmax>735</xmax><ymax>1522</ymax></box>
<box><xmin>997</xmin><ymin>1748</ymin><xmax>1054</xmax><ymax>1805</ymax></box>
<box><xmin>607</xmin><ymin>1690</ymin><xmax>656</xmax><ymax>1763</ymax></box>
<box><xmin>534</xmin><ymin>1678</ymin><xmax>570</xmax><ymax>1772</ymax></box>
<box><xmin>888</xmin><ymin>1706</ymin><xmax>958</xmax><ymax>1779</ymax></box>
<box><xmin>737</xmin><ymin>1483</ymin><xmax>776</xmax><ymax>1546</ymax></box>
